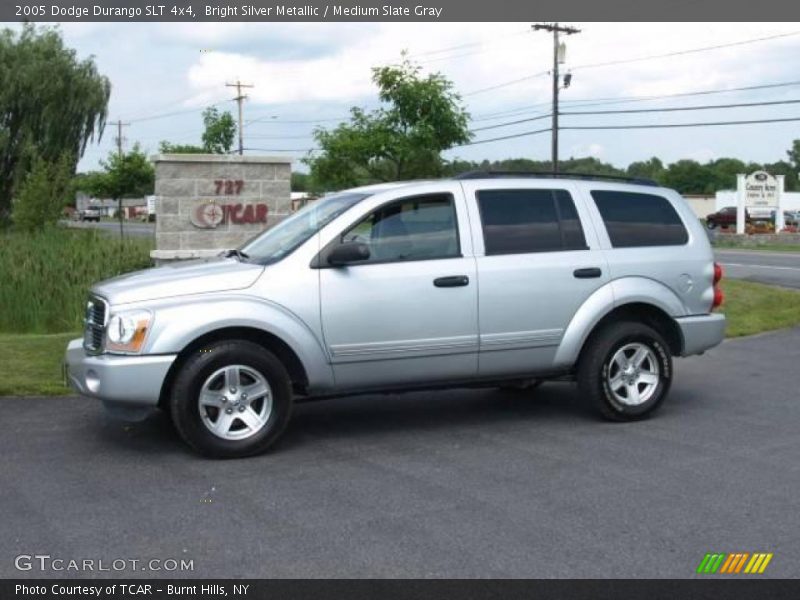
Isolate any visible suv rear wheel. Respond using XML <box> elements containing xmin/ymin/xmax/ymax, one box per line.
<box><xmin>577</xmin><ymin>321</ymin><xmax>672</xmax><ymax>421</ymax></box>
<box><xmin>170</xmin><ymin>340</ymin><xmax>293</xmax><ymax>458</ymax></box>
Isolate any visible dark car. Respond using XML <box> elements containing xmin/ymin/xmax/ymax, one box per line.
<box><xmin>705</xmin><ymin>206</ymin><xmax>750</xmax><ymax>229</ymax></box>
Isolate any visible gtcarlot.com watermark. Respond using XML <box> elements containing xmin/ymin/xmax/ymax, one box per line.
<box><xmin>14</xmin><ymin>553</ymin><xmax>194</xmax><ymax>573</ymax></box>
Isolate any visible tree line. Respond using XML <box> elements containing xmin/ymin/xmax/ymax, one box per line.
<box><xmin>3</xmin><ymin>25</ymin><xmax>799</xmax><ymax>233</ymax></box>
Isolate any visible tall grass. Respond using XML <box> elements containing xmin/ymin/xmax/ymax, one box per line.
<box><xmin>0</xmin><ymin>228</ymin><xmax>153</xmax><ymax>333</ymax></box>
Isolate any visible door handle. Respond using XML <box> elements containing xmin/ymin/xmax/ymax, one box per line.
<box><xmin>434</xmin><ymin>275</ymin><xmax>470</xmax><ymax>287</ymax></box>
<box><xmin>573</xmin><ymin>267</ymin><xmax>602</xmax><ymax>279</ymax></box>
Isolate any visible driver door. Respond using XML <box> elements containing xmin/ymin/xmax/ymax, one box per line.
<box><xmin>317</xmin><ymin>185</ymin><xmax>478</xmax><ymax>391</ymax></box>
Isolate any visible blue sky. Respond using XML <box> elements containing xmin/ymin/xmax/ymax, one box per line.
<box><xmin>7</xmin><ymin>22</ymin><xmax>800</xmax><ymax>173</ymax></box>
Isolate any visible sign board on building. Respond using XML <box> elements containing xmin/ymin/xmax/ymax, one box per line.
<box><xmin>744</xmin><ymin>171</ymin><xmax>778</xmax><ymax>208</ymax></box>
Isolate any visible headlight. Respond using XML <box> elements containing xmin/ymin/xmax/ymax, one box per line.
<box><xmin>106</xmin><ymin>309</ymin><xmax>152</xmax><ymax>353</ymax></box>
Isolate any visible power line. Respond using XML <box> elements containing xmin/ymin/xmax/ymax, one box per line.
<box><xmin>561</xmin><ymin>79</ymin><xmax>800</xmax><ymax>109</ymax></box>
<box><xmin>456</xmin><ymin>115</ymin><xmax>800</xmax><ymax>148</ymax></box>
<box><xmin>462</xmin><ymin>71</ymin><xmax>550</xmax><ymax>97</ymax></box>
<box><xmin>128</xmin><ymin>100</ymin><xmax>234</xmax><ymax>124</ymax></box>
<box><xmin>461</xmin><ymin>29</ymin><xmax>800</xmax><ymax>110</ymax></box>
<box><xmin>467</xmin><ymin>78</ymin><xmax>800</xmax><ymax>122</ymax></box>
<box><xmin>562</xmin><ymin>97</ymin><xmax>800</xmax><ymax>116</ymax></box>
<box><xmin>455</xmin><ymin>127</ymin><xmax>552</xmax><ymax>147</ymax></box>
<box><xmin>471</xmin><ymin>113</ymin><xmax>552</xmax><ymax>132</ymax></box>
<box><xmin>571</xmin><ymin>29</ymin><xmax>800</xmax><ymax>71</ymax></box>
<box><xmin>562</xmin><ymin>115</ymin><xmax>800</xmax><ymax>130</ymax></box>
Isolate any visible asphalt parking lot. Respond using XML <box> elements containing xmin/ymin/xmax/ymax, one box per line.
<box><xmin>1</xmin><ymin>327</ymin><xmax>799</xmax><ymax>579</ymax></box>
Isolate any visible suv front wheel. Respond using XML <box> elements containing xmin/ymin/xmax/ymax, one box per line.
<box><xmin>170</xmin><ymin>340</ymin><xmax>293</xmax><ymax>458</ymax></box>
<box><xmin>577</xmin><ymin>321</ymin><xmax>672</xmax><ymax>421</ymax></box>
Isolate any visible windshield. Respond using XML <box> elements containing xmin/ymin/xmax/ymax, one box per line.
<box><xmin>240</xmin><ymin>192</ymin><xmax>370</xmax><ymax>264</ymax></box>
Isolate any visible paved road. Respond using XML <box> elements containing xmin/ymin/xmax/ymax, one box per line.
<box><xmin>63</xmin><ymin>220</ymin><xmax>155</xmax><ymax>238</ymax></box>
<box><xmin>715</xmin><ymin>249</ymin><xmax>800</xmax><ymax>289</ymax></box>
<box><xmin>2</xmin><ymin>328</ymin><xmax>799</xmax><ymax>578</ymax></box>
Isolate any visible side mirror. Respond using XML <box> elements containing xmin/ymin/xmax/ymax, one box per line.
<box><xmin>327</xmin><ymin>242</ymin><xmax>370</xmax><ymax>266</ymax></box>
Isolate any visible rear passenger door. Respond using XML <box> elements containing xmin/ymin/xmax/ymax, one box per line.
<box><xmin>582</xmin><ymin>186</ymin><xmax>701</xmax><ymax>313</ymax></box>
<box><xmin>460</xmin><ymin>181</ymin><xmax>610</xmax><ymax>377</ymax></box>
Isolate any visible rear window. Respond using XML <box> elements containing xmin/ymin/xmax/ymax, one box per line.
<box><xmin>477</xmin><ymin>189</ymin><xmax>587</xmax><ymax>255</ymax></box>
<box><xmin>591</xmin><ymin>191</ymin><xmax>688</xmax><ymax>248</ymax></box>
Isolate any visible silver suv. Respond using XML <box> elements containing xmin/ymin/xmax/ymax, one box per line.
<box><xmin>65</xmin><ymin>173</ymin><xmax>726</xmax><ymax>458</ymax></box>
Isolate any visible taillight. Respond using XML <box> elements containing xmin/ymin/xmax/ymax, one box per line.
<box><xmin>713</xmin><ymin>286</ymin><xmax>724</xmax><ymax>309</ymax></box>
<box><xmin>712</xmin><ymin>262</ymin><xmax>723</xmax><ymax>309</ymax></box>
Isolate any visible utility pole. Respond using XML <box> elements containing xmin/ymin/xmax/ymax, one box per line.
<box><xmin>533</xmin><ymin>23</ymin><xmax>580</xmax><ymax>173</ymax></box>
<box><xmin>226</xmin><ymin>80</ymin><xmax>254</xmax><ymax>155</ymax></box>
<box><xmin>113</xmin><ymin>119</ymin><xmax>130</xmax><ymax>238</ymax></box>
<box><xmin>114</xmin><ymin>119</ymin><xmax>129</xmax><ymax>157</ymax></box>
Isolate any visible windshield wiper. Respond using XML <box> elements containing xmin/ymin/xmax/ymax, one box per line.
<box><xmin>220</xmin><ymin>249</ymin><xmax>250</xmax><ymax>261</ymax></box>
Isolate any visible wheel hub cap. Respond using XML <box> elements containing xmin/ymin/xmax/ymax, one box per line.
<box><xmin>606</xmin><ymin>342</ymin><xmax>660</xmax><ymax>407</ymax></box>
<box><xmin>198</xmin><ymin>365</ymin><xmax>273</xmax><ymax>441</ymax></box>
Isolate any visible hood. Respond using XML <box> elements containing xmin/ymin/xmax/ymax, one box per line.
<box><xmin>92</xmin><ymin>257</ymin><xmax>264</xmax><ymax>306</ymax></box>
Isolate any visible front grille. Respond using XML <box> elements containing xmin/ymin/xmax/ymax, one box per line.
<box><xmin>83</xmin><ymin>296</ymin><xmax>108</xmax><ymax>354</ymax></box>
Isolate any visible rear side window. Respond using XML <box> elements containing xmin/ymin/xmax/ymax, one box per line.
<box><xmin>591</xmin><ymin>190</ymin><xmax>688</xmax><ymax>248</ymax></box>
<box><xmin>477</xmin><ymin>189</ymin><xmax>587</xmax><ymax>255</ymax></box>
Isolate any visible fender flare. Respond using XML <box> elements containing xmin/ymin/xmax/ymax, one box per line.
<box><xmin>144</xmin><ymin>294</ymin><xmax>334</xmax><ymax>391</ymax></box>
<box><xmin>553</xmin><ymin>277</ymin><xmax>687</xmax><ymax>368</ymax></box>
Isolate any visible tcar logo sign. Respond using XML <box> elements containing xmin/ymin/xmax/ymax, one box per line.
<box><xmin>190</xmin><ymin>202</ymin><xmax>269</xmax><ymax>229</ymax></box>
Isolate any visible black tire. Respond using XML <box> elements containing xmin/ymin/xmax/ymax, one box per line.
<box><xmin>169</xmin><ymin>340</ymin><xmax>293</xmax><ymax>458</ymax></box>
<box><xmin>577</xmin><ymin>321</ymin><xmax>672</xmax><ymax>421</ymax></box>
<box><xmin>706</xmin><ymin>219</ymin><xmax>716</xmax><ymax>230</ymax></box>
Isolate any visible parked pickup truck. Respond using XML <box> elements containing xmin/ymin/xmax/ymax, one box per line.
<box><xmin>65</xmin><ymin>173</ymin><xmax>726</xmax><ymax>458</ymax></box>
<box><xmin>75</xmin><ymin>207</ymin><xmax>102</xmax><ymax>222</ymax></box>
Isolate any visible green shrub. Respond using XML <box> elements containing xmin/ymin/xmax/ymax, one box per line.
<box><xmin>0</xmin><ymin>227</ymin><xmax>153</xmax><ymax>333</ymax></box>
<box><xmin>12</xmin><ymin>154</ymin><xmax>73</xmax><ymax>232</ymax></box>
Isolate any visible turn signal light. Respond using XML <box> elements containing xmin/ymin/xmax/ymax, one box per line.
<box><xmin>713</xmin><ymin>262</ymin><xmax>723</xmax><ymax>284</ymax></box>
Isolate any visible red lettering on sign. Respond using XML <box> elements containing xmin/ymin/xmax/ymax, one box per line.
<box><xmin>191</xmin><ymin>202</ymin><xmax>269</xmax><ymax>228</ymax></box>
<box><xmin>242</xmin><ymin>204</ymin><xmax>255</xmax><ymax>223</ymax></box>
<box><xmin>230</xmin><ymin>203</ymin><xmax>243</xmax><ymax>224</ymax></box>
<box><xmin>213</xmin><ymin>179</ymin><xmax>245</xmax><ymax>196</ymax></box>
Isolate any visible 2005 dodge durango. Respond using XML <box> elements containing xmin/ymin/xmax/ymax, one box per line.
<box><xmin>65</xmin><ymin>173</ymin><xmax>726</xmax><ymax>458</ymax></box>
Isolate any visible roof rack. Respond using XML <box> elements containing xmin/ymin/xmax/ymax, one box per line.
<box><xmin>452</xmin><ymin>171</ymin><xmax>659</xmax><ymax>187</ymax></box>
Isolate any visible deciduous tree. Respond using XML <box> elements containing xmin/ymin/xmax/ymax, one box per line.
<box><xmin>306</xmin><ymin>58</ymin><xmax>471</xmax><ymax>190</ymax></box>
<box><xmin>0</xmin><ymin>25</ymin><xmax>110</xmax><ymax>224</ymax></box>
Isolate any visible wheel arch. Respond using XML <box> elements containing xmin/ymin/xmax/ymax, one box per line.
<box><xmin>575</xmin><ymin>303</ymin><xmax>684</xmax><ymax>367</ymax></box>
<box><xmin>553</xmin><ymin>279</ymin><xmax>686</xmax><ymax>368</ymax></box>
<box><xmin>158</xmin><ymin>326</ymin><xmax>311</xmax><ymax>409</ymax></box>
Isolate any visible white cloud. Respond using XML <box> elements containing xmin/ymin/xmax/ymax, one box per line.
<box><xmin>50</xmin><ymin>22</ymin><xmax>800</xmax><ymax>170</ymax></box>
<box><xmin>569</xmin><ymin>143</ymin><xmax>606</xmax><ymax>159</ymax></box>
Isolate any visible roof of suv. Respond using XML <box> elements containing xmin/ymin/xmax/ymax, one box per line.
<box><xmin>345</xmin><ymin>172</ymin><xmax>665</xmax><ymax>196</ymax></box>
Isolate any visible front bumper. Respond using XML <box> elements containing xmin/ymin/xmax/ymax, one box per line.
<box><xmin>64</xmin><ymin>338</ymin><xmax>176</xmax><ymax>407</ymax></box>
<box><xmin>675</xmin><ymin>313</ymin><xmax>726</xmax><ymax>356</ymax></box>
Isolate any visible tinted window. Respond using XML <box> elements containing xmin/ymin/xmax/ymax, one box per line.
<box><xmin>477</xmin><ymin>189</ymin><xmax>587</xmax><ymax>255</ymax></box>
<box><xmin>340</xmin><ymin>194</ymin><xmax>460</xmax><ymax>263</ymax></box>
<box><xmin>591</xmin><ymin>191</ymin><xmax>688</xmax><ymax>248</ymax></box>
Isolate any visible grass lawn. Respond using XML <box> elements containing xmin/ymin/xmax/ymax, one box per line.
<box><xmin>1</xmin><ymin>281</ymin><xmax>799</xmax><ymax>396</ymax></box>
<box><xmin>0</xmin><ymin>333</ymin><xmax>78</xmax><ymax>396</ymax></box>
<box><xmin>721</xmin><ymin>280</ymin><xmax>800</xmax><ymax>337</ymax></box>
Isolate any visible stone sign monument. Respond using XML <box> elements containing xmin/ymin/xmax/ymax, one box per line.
<box><xmin>151</xmin><ymin>154</ymin><xmax>292</xmax><ymax>263</ymax></box>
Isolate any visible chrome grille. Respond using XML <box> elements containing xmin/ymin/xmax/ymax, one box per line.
<box><xmin>83</xmin><ymin>296</ymin><xmax>108</xmax><ymax>354</ymax></box>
